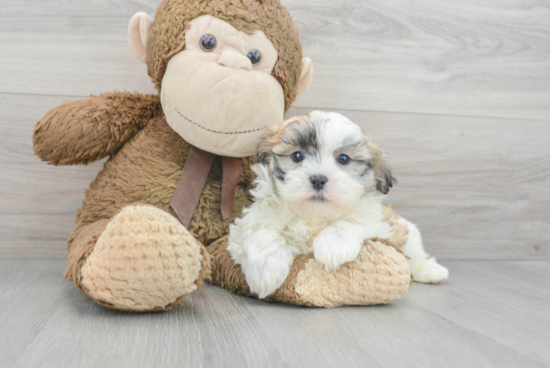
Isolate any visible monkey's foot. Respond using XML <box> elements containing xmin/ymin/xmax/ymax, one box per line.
<box><xmin>210</xmin><ymin>239</ymin><xmax>411</xmax><ymax>307</ymax></box>
<box><xmin>283</xmin><ymin>241</ymin><xmax>411</xmax><ymax>307</ymax></box>
<box><xmin>81</xmin><ymin>205</ymin><xmax>210</xmax><ymax>311</ymax></box>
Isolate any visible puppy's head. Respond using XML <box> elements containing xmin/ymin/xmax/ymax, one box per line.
<box><xmin>257</xmin><ymin>111</ymin><xmax>395</xmax><ymax>217</ymax></box>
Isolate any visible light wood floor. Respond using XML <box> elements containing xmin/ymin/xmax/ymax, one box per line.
<box><xmin>1</xmin><ymin>259</ymin><xmax>549</xmax><ymax>368</ymax></box>
<box><xmin>1</xmin><ymin>0</ymin><xmax>549</xmax><ymax>367</ymax></box>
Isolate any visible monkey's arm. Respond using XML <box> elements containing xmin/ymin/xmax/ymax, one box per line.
<box><xmin>33</xmin><ymin>92</ymin><xmax>162</xmax><ymax>165</ymax></box>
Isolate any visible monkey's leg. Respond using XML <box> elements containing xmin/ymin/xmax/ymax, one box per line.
<box><xmin>208</xmin><ymin>237</ymin><xmax>410</xmax><ymax>307</ymax></box>
<box><xmin>65</xmin><ymin>204</ymin><xmax>210</xmax><ymax>312</ymax></box>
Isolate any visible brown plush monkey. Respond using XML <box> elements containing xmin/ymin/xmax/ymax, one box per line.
<box><xmin>33</xmin><ymin>0</ymin><xmax>410</xmax><ymax>311</ymax></box>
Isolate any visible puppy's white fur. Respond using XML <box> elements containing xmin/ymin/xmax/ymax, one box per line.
<box><xmin>228</xmin><ymin>111</ymin><xmax>448</xmax><ymax>299</ymax></box>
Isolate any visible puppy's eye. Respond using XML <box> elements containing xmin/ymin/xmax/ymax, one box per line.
<box><xmin>200</xmin><ymin>34</ymin><xmax>217</xmax><ymax>52</ymax></box>
<box><xmin>247</xmin><ymin>49</ymin><xmax>261</xmax><ymax>65</ymax></box>
<box><xmin>337</xmin><ymin>154</ymin><xmax>350</xmax><ymax>165</ymax></box>
<box><xmin>291</xmin><ymin>151</ymin><xmax>304</xmax><ymax>163</ymax></box>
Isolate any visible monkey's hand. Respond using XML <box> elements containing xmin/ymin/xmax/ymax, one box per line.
<box><xmin>33</xmin><ymin>92</ymin><xmax>161</xmax><ymax>165</ymax></box>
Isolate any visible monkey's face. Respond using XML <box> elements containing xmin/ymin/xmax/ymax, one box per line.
<box><xmin>158</xmin><ymin>15</ymin><xmax>283</xmax><ymax>157</ymax></box>
<box><xmin>129</xmin><ymin>8</ymin><xmax>313</xmax><ymax>158</ymax></box>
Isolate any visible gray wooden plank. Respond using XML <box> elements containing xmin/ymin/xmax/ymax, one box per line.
<box><xmin>240</xmin><ymin>263</ymin><xmax>550</xmax><ymax>367</ymax></box>
<box><xmin>291</xmin><ymin>0</ymin><xmax>550</xmax><ymax>120</ymax></box>
<box><xmin>0</xmin><ymin>259</ymin><xmax>71</xmax><ymax>368</ymax></box>
<box><xmin>403</xmin><ymin>261</ymin><xmax>550</xmax><ymax>365</ymax></box>
<box><xmin>0</xmin><ymin>93</ymin><xmax>105</xmax><ymax>258</ymax></box>
<box><xmin>0</xmin><ymin>259</ymin><xmax>548</xmax><ymax>368</ymax></box>
<box><xmin>1</xmin><ymin>0</ymin><xmax>549</xmax><ymax>119</ymax></box>
<box><xmin>0</xmin><ymin>0</ymin><xmax>157</xmax><ymax>97</ymax></box>
<box><xmin>1</xmin><ymin>94</ymin><xmax>549</xmax><ymax>260</ymax></box>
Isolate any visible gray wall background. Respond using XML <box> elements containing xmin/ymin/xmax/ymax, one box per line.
<box><xmin>1</xmin><ymin>0</ymin><xmax>549</xmax><ymax>260</ymax></box>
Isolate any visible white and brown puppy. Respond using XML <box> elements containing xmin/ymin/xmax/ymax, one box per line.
<box><xmin>228</xmin><ymin>111</ymin><xmax>448</xmax><ymax>299</ymax></box>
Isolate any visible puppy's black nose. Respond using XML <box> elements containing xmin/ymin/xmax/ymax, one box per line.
<box><xmin>310</xmin><ymin>175</ymin><xmax>328</xmax><ymax>190</ymax></box>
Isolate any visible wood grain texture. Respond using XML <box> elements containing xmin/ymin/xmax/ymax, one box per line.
<box><xmin>1</xmin><ymin>0</ymin><xmax>549</xmax><ymax>259</ymax></box>
<box><xmin>290</xmin><ymin>0</ymin><xmax>550</xmax><ymax>119</ymax></box>
<box><xmin>1</xmin><ymin>94</ymin><xmax>549</xmax><ymax>259</ymax></box>
<box><xmin>0</xmin><ymin>0</ymin><xmax>158</xmax><ymax>97</ymax></box>
<box><xmin>1</xmin><ymin>0</ymin><xmax>549</xmax><ymax>119</ymax></box>
<box><xmin>0</xmin><ymin>93</ymin><xmax>105</xmax><ymax>257</ymax></box>
<box><xmin>1</xmin><ymin>259</ymin><xmax>549</xmax><ymax>368</ymax></box>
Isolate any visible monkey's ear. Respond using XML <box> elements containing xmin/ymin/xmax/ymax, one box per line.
<box><xmin>128</xmin><ymin>12</ymin><xmax>153</xmax><ymax>63</ymax></box>
<box><xmin>296</xmin><ymin>57</ymin><xmax>313</xmax><ymax>99</ymax></box>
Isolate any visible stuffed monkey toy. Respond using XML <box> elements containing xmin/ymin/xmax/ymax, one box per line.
<box><xmin>33</xmin><ymin>0</ymin><xmax>411</xmax><ymax>312</ymax></box>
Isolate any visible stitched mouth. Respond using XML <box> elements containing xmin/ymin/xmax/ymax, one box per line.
<box><xmin>175</xmin><ymin>108</ymin><xmax>267</xmax><ymax>135</ymax></box>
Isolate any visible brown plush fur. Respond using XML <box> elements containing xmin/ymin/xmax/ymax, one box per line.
<box><xmin>32</xmin><ymin>0</ymin><xmax>411</xmax><ymax>311</ymax></box>
<box><xmin>33</xmin><ymin>92</ymin><xmax>163</xmax><ymax>165</ymax></box>
<box><xmin>35</xmin><ymin>95</ymin><xmax>257</xmax><ymax>308</ymax></box>
<box><xmin>60</xmin><ymin>113</ymin><xmax>255</xmax><ymax>284</ymax></box>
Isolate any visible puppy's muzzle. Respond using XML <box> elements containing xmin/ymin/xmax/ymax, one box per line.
<box><xmin>310</xmin><ymin>175</ymin><xmax>328</xmax><ymax>191</ymax></box>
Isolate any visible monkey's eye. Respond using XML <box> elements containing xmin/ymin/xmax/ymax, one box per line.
<box><xmin>291</xmin><ymin>151</ymin><xmax>304</xmax><ymax>163</ymax></box>
<box><xmin>247</xmin><ymin>49</ymin><xmax>261</xmax><ymax>65</ymax></box>
<box><xmin>337</xmin><ymin>154</ymin><xmax>350</xmax><ymax>165</ymax></box>
<box><xmin>200</xmin><ymin>34</ymin><xmax>217</xmax><ymax>52</ymax></box>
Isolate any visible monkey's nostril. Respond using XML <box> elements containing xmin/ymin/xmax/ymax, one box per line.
<box><xmin>310</xmin><ymin>175</ymin><xmax>328</xmax><ymax>191</ymax></box>
<box><xmin>218</xmin><ymin>50</ymin><xmax>252</xmax><ymax>70</ymax></box>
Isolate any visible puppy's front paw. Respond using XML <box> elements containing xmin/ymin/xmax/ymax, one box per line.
<box><xmin>413</xmin><ymin>258</ymin><xmax>449</xmax><ymax>284</ymax></box>
<box><xmin>243</xmin><ymin>256</ymin><xmax>291</xmax><ymax>299</ymax></box>
<box><xmin>313</xmin><ymin>228</ymin><xmax>363</xmax><ymax>271</ymax></box>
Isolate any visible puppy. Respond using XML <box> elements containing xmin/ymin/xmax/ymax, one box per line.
<box><xmin>228</xmin><ymin>111</ymin><xmax>449</xmax><ymax>299</ymax></box>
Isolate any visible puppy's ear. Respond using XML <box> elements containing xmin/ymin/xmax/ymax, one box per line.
<box><xmin>365</xmin><ymin>137</ymin><xmax>396</xmax><ymax>194</ymax></box>
<box><xmin>257</xmin><ymin>124</ymin><xmax>280</xmax><ymax>165</ymax></box>
<box><xmin>257</xmin><ymin>116</ymin><xmax>308</xmax><ymax>165</ymax></box>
